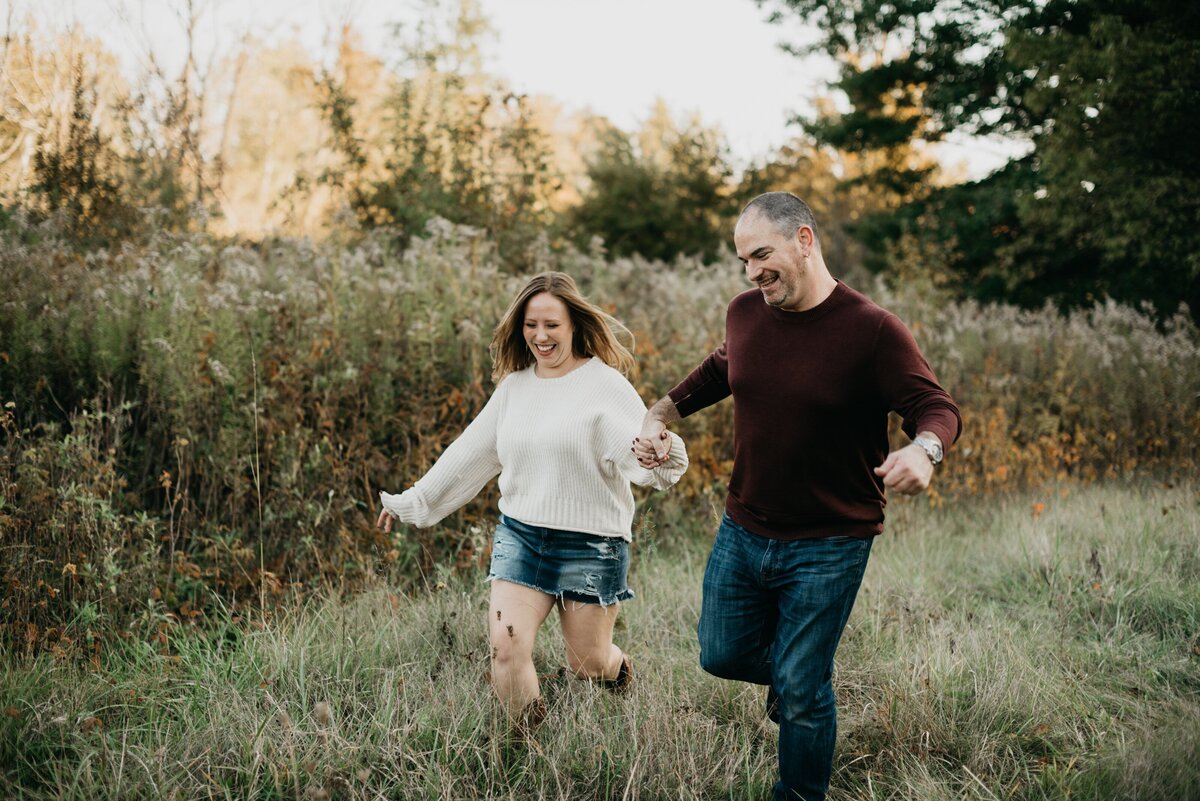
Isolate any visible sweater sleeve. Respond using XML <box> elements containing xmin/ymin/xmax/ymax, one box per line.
<box><xmin>601</xmin><ymin>376</ymin><xmax>689</xmax><ymax>491</ymax></box>
<box><xmin>873</xmin><ymin>314</ymin><xmax>962</xmax><ymax>449</ymax></box>
<box><xmin>666</xmin><ymin>343</ymin><xmax>731</xmax><ymax>418</ymax></box>
<box><xmin>379</xmin><ymin>383</ymin><xmax>504</xmax><ymax>527</ymax></box>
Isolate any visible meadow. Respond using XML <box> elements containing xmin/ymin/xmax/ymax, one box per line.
<box><xmin>1</xmin><ymin>218</ymin><xmax>1198</xmax><ymax>799</ymax></box>
<box><xmin>1</xmin><ymin>481</ymin><xmax>1197</xmax><ymax>800</ymax></box>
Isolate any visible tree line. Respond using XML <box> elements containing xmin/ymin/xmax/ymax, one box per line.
<box><xmin>2</xmin><ymin>0</ymin><xmax>1196</xmax><ymax>318</ymax></box>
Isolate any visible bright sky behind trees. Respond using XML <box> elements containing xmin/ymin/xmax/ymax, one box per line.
<box><xmin>14</xmin><ymin>0</ymin><xmax>1017</xmax><ymax>177</ymax></box>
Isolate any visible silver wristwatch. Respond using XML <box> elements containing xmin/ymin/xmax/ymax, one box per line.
<box><xmin>912</xmin><ymin>435</ymin><xmax>943</xmax><ymax>466</ymax></box>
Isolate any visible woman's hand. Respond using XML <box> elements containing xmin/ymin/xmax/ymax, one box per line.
<box><xmin>632</xmin><ymin>427</ymin><xmax>672</xmax><ymax>468</ymax></box>
<box><xmin>376</xmin><ymin>508</ymin><xmax>395</xmax><ymax>533</ymax></box>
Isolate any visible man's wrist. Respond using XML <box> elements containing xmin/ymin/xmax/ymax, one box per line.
<box><xmin>647</xmin><ymin>395</ymin><xmax>681</xmax><ymax>426</ymax></box>
<box><xmin>912</xmin><ymin>433</ymin><xmax>943</xmax><ymax>466</ymax></box>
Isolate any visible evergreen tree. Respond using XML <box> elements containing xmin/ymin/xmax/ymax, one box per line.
<box><xmin>763</xmin><ymin>0</ymin><xmax>1200</xmax><ymax>317</ymax></box>
<box><xmin>27</xmin><ymin>57</ymin><xmax>137</xmax><ymax>245</ymax></box>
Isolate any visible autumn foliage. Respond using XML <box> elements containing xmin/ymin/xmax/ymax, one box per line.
<box><xmin>1</xmin><ymin>220</ymin><xmax>1197</xmax><ymax>653</ymax></box>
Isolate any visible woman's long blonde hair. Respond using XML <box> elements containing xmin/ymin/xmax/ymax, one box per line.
<box><xmin>491</xmin><ymin>272</ymin><xmax>636</xmax><ymax>383</ymax></box>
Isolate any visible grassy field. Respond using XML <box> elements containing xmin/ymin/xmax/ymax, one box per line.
<box><xmin>1</xmin><ymin>481</ymin><xmax>1197</xmax><ymax>800</ymax></box>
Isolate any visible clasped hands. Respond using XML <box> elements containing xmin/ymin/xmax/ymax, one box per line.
<box><xmin>632</xmin><ymin>420</ymin><xmax>673</xmax><ymax>468</ymax></box>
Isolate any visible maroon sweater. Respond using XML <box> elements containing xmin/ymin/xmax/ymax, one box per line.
<box><xmin>668</xmin><ymin>282</ymin><xmax>961</xmax><ymax>540</ymax></box>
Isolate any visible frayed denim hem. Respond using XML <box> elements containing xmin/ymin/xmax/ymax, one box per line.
<box><xmin>486</xmin><ymin>574</ymin><xmax>634</xmax><ymax>608</ymax></box>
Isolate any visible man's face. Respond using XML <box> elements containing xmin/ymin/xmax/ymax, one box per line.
<box><xmin>734</xmin><ymin>211</ymin><xmax>811</xmax><ymax>311</ymax></box>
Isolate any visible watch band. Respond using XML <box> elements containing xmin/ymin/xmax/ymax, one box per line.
<box><xmin>912</xmin><ymin>435</ymin><xmax>943</xmax><ymax>466</ymax></box>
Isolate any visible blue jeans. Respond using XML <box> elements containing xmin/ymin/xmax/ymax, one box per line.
<box><xmin>698</xmin><ymin>513</ymin><xmax>873</xmax><ymax>801</ymax></box>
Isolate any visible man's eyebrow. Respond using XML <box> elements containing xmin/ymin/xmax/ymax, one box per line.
<box><xmin>737</xmin><ymin>246</ymin><xmax>773</xmax><ymax>264</ymax></box>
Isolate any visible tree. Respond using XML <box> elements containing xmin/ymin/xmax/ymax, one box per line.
<box><xmin>26</xmin><ymin>55</ymin><xmax>137</xmax><ymax>244</ymax></box>
<box><xmin>567</xmin><ymin>102</ymin><xmax>735</xmax><ymax>262</ymax></box>
<box><xmin>300</xmin><ymin>0</ymin><xmax>560</xmax><ymax>268</ymax></box>
<box><xmin>1001</xmin><ymin>2</ymin><xmax>1200</xmax><ymax>315</ymax></box>
<box><xmin>762</xmin><ymin>0</ymin><xmax>1200</xmax><ymax>317</ymax></box>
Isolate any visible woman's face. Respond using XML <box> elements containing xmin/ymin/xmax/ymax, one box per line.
<box><xmin>523</xmin><ymin>291</ymin><xmax>577</xmax><ymax>376</ymax></box>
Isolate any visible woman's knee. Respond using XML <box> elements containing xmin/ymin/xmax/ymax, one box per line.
<box><xmin>489</xmin><ymin>625</ymin><xmax>531</xmax><ymax>671</ymax></box>
<box><xmin>565</xmin><ymin>646</ymin><xmax>611</xmax><ymax>679</ymax></box>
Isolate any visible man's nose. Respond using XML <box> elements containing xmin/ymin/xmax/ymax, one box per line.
<box><xmin>745</xmin><ymin>261</ymin><xmax>762</xmax><ymax>281</ymax></box>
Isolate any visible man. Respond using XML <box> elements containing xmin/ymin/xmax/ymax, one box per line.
<box><xmin>634</xmin><ymin>192</ymin><xmax>961</xmax><ymax>801</ymax></box>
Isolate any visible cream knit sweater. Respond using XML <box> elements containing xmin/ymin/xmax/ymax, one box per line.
<box><xmin>379</xmin><ymin>358</ymin><xmax>687</xmax><ymax>540</ymax></box>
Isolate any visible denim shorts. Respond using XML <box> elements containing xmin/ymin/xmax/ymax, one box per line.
<box><xmin>488</xmin><ymin>514</ymin><xmax>634</xmax><ymax>607</ymax></box>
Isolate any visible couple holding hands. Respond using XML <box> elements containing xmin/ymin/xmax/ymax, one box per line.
<box><xmin>378</xmin><ymin>192</ymin><xmax>961</xmax><ymax>801</ymax></box>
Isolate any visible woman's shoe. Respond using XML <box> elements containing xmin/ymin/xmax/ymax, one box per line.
<box><xmin>600</xmin><ymin>652</ymin><xmax>633</xmax><ymax>694</ymax></box>
<box><xmin>517</xmin><ymin>696</ymin><xmax>547</xmax><ymax>732</ymax></box>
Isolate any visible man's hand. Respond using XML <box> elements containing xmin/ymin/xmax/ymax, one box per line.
<box><xmin>633</xmin><ymin>396</ymin><xmax>681</xmax><ymax>468</ymax></box>
<box><xmin>873</xmin><ymin>443</ymin><xmax>935</xmax><ymax>495</ymax></box>
<box><xmin>376</xmin><ymin>508</ymin><xmax>395</xmax><ymax>533</ymax></box>
<box><xmin>633</xmin><ymin>424</ymin><xmax>671</xmax><ymax>467</ymax></box>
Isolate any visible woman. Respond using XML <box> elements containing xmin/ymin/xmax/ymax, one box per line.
<box><xmin>377</xmin><ymin>271</ymin><xmax>687</xmax><ymax>724</ymax></box>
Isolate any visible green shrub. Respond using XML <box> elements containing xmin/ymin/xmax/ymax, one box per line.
<box><xmin>1</xmin><ymin>217</ymin><xmax>1197</xmax><ymax>644</ymax></box>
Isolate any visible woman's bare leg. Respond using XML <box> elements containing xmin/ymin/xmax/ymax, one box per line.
<box><xmin>488</xmin><ymin>580</ymin><xmax>555</xmax><ymax>717</ymax></box>
<box><xmin>559</xmin><ymin>600</ymin><xmax>624</xmax><ymax>682</ymax></box>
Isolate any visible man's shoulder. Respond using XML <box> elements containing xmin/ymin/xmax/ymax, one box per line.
<box><xmin>835</xmin><ymin>281</ymin><xmax>892</xmax><ymax>311</ymax></box>
<box><xmin>831</xmin><ymin>282</ymin><xmax>892</xmax><ymax>320</ymax></box>
<box><xmin>727</xmin><ymin>288</ymin><xmax>763</xmax><ymax>314</ymax></box>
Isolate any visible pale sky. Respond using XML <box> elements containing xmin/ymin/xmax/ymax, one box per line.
<box><xmin>14</xmin><ymin>0</ymin><xmax>1021</xmax><ymax>177</ymax></box>
<box><xmin>475</xmin><ymin>0</ymin><xmax>828</xmax><ymax>164</ymax></box>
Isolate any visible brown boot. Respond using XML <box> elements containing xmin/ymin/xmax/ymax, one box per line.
<box><xmin>516</xmin><ymin>696</ymin><xmax>547</xmax><ymax>733</ymax></box>
<box><xmin>599</xmin><ymin>652</ymin><xmax>633</xmax><ymax>694</ymax></box>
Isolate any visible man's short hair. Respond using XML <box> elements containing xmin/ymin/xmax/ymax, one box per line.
<box><xmin>742</xmin><ymin>192</ymin><xmax>819</xmax><ymax>244</ymax></box>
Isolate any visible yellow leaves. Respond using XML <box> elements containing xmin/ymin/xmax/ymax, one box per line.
<box><xmin>308</xmin><ymin>336</ymin><xmax>333</xmax><ymax>361</ymax></box>
<box><xmin>62</xmin><ymin>563</ymin><xmax>77</xmax><ymax>576</ymax></box>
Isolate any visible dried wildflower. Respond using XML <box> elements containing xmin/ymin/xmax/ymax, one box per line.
<box><xmin>208</xmin><ymin>359</ymin><xmax>234</xmax><ymax>386</ymax></box>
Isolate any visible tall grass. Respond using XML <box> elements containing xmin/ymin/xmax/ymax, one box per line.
<box><xmin>1</xmin><ymin>217</ymin><xmax>1198</xmax><ymax>649</ymax></box>
<box><xmin>1</xmin><ymin>482</ymin><xmax>1195</xmax><ymax>799</ymax></box>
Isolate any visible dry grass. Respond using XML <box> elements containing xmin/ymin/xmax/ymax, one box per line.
<box><xmin>1</xmin><ymin>481</ymin><xmax>1196</xmax><ymax>800</ymax></box>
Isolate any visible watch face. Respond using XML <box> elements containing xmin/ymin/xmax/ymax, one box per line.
<box><xmin>916</xmin><ymin>437</ymin><xmax>942</xmax><ymax>464</ymax></box>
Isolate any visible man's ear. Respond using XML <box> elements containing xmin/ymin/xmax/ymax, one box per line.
<box><xmin>795</xmin><ymin>225</ymin><xmax>815</xmax><ymax>253</ymax></box>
